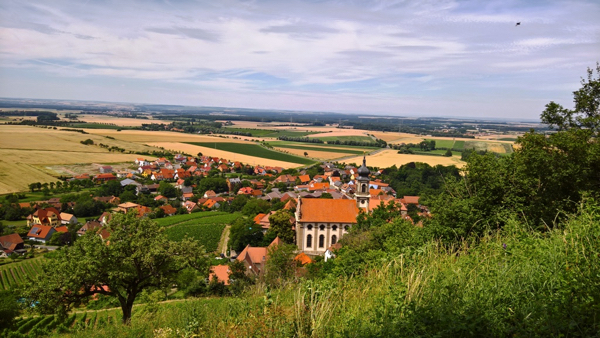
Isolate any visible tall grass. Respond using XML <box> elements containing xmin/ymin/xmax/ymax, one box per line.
<box><xmin>45</xmin><ymin>205</ymin><xmax>600</xmax><ymax>337</ymax></box>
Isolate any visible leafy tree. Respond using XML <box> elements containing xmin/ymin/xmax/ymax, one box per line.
<box><xmin>264</xmin><ymin>243</ymin><xmax>297</xmax><ymax>287</ymax></box>
<box><xmin>444</xmin><ymin>149</ymin><xmax>452</xmax><ymax>157</ymax></box>
<box><xmin>265</xmin><ymin>210</ymin><xmax>295</xmax><ymax>244</ymax></box>
<box><xmin>158</xmin><ymin>181</ymin><xmax>178</xmax><ymax>198</ymax></box>
<box><xmin>0</xmin><ymin>290</ymin><xmax>19</xmax><ymax>329</ymax></box>
<box><xmin>241</xmin><ymin>199</ymin><xmax>270</xmax><ymax>216</ymax></box>
<box><xmin>23</xmin><ymin>212</ymin><xmax>208</xmax><ymax>324</ymax></box>
<box><xmin>228</xmin><ymin>217</ymin><xmax>264</xmax><ymax>252</ymax></box>
<box><xmin>304</xmin><ymin>151</ymin><xmax>308</xmax><ymax>157</ymax></box>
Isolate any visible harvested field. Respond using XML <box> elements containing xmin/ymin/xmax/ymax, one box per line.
<box><xmin>76</xmin><ymin>114</ymin><xmax>172</xmax><ymax>126</ymax></box>
<box><xmin>0</xmin><ymin>125</ymin><xmax>154</xmax><ymax>194</ymax></box>
<box><xmin>85</xmin><ymin>129</ymin><xmax>245</xmax><ymax>143</ymax></box>
<box><xmin>309</xmin><ymin>130</ymin><xmax>369</xmax><ymax>138</ymax></box>
<box><xmin>147</xmin><ymin>142</ymin><xmax>304</xmax><ymax>168</ymax></box>
<box><xmin>341</xmin><ymin>149</ymin><xmax>465</xmax><ymax>169</ymax></box>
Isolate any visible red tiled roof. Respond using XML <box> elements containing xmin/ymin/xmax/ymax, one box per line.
<box><xmin>209</xmin><ymin>265</ymin><xmax>230</xmax><ymax>285</ymax></box>
<box><xmin>294</xmin><ymin>252</ymin><xmax>313</xmax><ymax>265</ymax></box>
<box><xmin>160</xmin><ymin>205</ymin><xmax>177</xmax><ymax>215</ymax></box>
<box><xmin>55</xmin><ymin>226</ymin><xmax>69</xmax><ymax>233</ymax></box>
<box><xmin>0</xmin><ymin>233</ymin><xmax>23</xmax><ymax>251</ymax></box>
<box><xmin>401</xmin><ymin>196</ymin><xmax>420</xmax><ymax>205</ymax></box>
<box><xmin>298</xmin><ymin>198</ymin><xmax>359</xmax><ymax>223</ymax></box>
<box><xmin>27</xmin><ymin>225</ymin><xmax>54</xmax><ymax>239</ymax></box>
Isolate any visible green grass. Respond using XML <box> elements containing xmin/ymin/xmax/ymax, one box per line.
<box><xmin>164</xmin><ymin>223</ymin><xmax>226</xmax><ymax>252</ymax></box>
<box><xmin>427</xmin><ymin>139</ymin><xmax>454</xmax><ymax>148</ymax></box>
<box><xmin>453</xmin><ymin>140</ymin><xmax>465</xmax><ymax>150</ymax></box>
<box><xmin>269</xmin><ymin>141</ymin><xmax>379</xmax><ymax>150</ymax></box>
<box><xmin>185</xmin><ymin>142</ymin><xmax>316</xmax><ymax>165</ymax></box>
<box><xmin>154</xmin><ymin>211</ymin><xmax>230</xmax><ymax>227</ymax></box>
<box><xmin>498</xmin><ymin>137</ymin><xmax>518</xmax><ymax>141</ymax></box>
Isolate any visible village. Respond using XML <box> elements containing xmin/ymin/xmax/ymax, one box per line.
<box><xmin>0</xmin><ymin>152</ymin><xmax>429</xmax><ymax>285</ymax></box>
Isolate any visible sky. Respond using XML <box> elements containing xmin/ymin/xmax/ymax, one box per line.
<box><xmin>0</xmin><ymin>0</ymin><xmax>598</xmax><ymax>119</ymax></box>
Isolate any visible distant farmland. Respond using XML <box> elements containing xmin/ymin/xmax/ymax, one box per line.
<box><xmin>185</xmin><ymin>142</ymin><xmax>316</xmax><ymax>165</ymax></box>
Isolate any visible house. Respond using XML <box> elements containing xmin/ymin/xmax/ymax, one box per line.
<box><xmin>94</xmin><ymin>173</ymin><xmax>117</xmax><ymax>182</ymax></box>
<box><xmin>324</xmin><ymin>243</ymin><xmax>342</xmax><ymax>262</ymax></box>
<box><xmin>236</xmin><ymin>237</ymin><xmax>281</xmax><ymax>276</ymax></box>
<box><xmin>217</xmin><ymin>164</ymin><xmax>230</xmax><ymax>172</ymax></box>
<box><xmin>77</xmin><ymin>220</ymin><xmax>102</xmax><ymax>236</ymax></box>
<box><xmin>100</xmin><ymin>165</ymin><xmax>112</xmax><ymax>174</ymax></box>
<box><xmin>59</xmin><ymin>212</ymin><xmax>78</xmax><ymax>225</ymax></box>
<box><xmin>73</xmin><ymin>173</ymin><xmax>91</xmax><ymax>180</ymax></box>
<box><xmin>154</xmin><ymin>195</ymin><xmax>168</xmax><ymax>203</ymax></box>
<box><xmin>183</xmin><ymin>201</ymin><xmax>198</xmax><ymax>213</ymax></box>
<box><xmin>308</xmin><ymin>182</ymin><xmax>330</xmax><ymax>192</ymax></box>
<box><xmin>400</xmin><ymin>196</ymin><xmax>420</xmax><ymax>205</ymax></box>
<box><xmin>238</xmin><ymin>187</ymin><xmax>254</xmax><ymax>195</ymax></box>
<box><xmin>27</xmin><ymin>207</ymin><xmax>62</xmax><ymax>227</ymax></box>
<box><xmin>203</xmin><ymin>199</ymin><xmax>220</xmax><ymax>209</ymax></box>
<box><xmin>137</xmin><ymin>205</ymin><xmax>152</xmax><ymax>218</ymax></box>
<box><xmin>27</xmin><ymin>225</ymin><xmax>56</xmax><ymax>243</ymax></box>
<box><xmin>120</xmin><ymin>178</ymin><xmax>140</xmax><ymax>187</ymax></box>
<box><xmin>209</xmin><ymin>265</ymin><xmax>230</xmax><ymax>285</ymax></box>
<box><xmin>116</xmin><ymin>202</ymin><xmax>140</xmax><ymax>213</ymax></box>
<box><xmin>99</xmin><ymin>212</ymin><xmax>112</xmax><ymax>225</ymax></box>
<box><xmin>227</xmin><ymin>178</ymin><xmax>241</xmax><ymax>192</ymax></box>
<box><xmin>253</xmin><ymin>211</ymin><xmax>294</xmax><ymax>233</ymax></box>
<box><xmin>0</xmin><ymin>233</ymin><xmax>25</xmax><ymax>256</ymax></box>
<box><xmin>159</xmin><ymin>204</ymin><xmax>178</xmax><ymax>216</ymax></box>
<box><xmin>298</xmin><ymin>175</ymin><xmax>311</xmax><ymax>184</ymax></box>
<box><xmin>204</xmin><ymin>190</ymin><xmax>217</xmax><ymax>198</ymax></box>
<box><xmin>273</xmin><ymin>174</ymin><xmax>297</xmax><ymax>186</ymax></box>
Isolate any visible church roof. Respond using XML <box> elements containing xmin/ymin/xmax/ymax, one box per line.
<box><xmin>357</xmin><ymin>155</ymin><xmax>370</xmax><ymax>177</ymax></box>
<box><xmin>297</xmin><ymin>198</ymin><xmax>359</xmax><ymax>223</ymax></box>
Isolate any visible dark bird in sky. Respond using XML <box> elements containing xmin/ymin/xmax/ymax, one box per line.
<box><xmin>516</xmin><ymin>22</ymin><xmax>521</xmax><ymax>26</ymax></box>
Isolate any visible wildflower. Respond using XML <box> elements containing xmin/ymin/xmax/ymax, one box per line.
<box><xmin>503</xmin><ymin>243</ymin><xmax>507</xmax><ymax>249</ymax></box>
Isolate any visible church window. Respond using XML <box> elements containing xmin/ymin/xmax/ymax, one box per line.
<box><xmin>331</xmin><ymin>235</ymin><xmax>337</xmax><ymax>245</ymax></box>
<box><xmin>344</xmin><ymin>226</ymin><xmax>349</xmax><ymax>231</ymax></box>
<box><xmin>306</xmin><ymin>234</ymin><xmax>312</xmax><ymax>248</ymax></box>
<box><xmin>307</xmin><ymin>224</ymin><xmax>313</xmax><ymax>230</ymax></box>
<box><xmin>319</xmin><ymin>235</ymin><xmax>325</xmax><ymax>248</ymax></box>
<box><xmin>332</xmin><ymin>225</ymin><xmax>337</xmax><ymax>231</ymax></box>
<box><xmin>319</xmin><ymin>225</ymin><xmax>325</xmax><ymax>231</ymax></box>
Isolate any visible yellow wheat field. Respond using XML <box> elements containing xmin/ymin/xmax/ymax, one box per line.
<box><xmin>147</xmin><ymin>142</ymin><xmax>301</xmax><ymax>168</ymax></box>
<box><xmin>341</xmin><ymin>149</ymin><xmax>465</xmax><ymax>169</ymax></box>
<box><xmin>76</xmin><ymin>114</ymin><xmax>172</xmax><ymax>126</ymax></box>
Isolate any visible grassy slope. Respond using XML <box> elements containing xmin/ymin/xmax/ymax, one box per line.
<box><xmin>41</xmin><ymin>206</ymin><xmax>600</xmax><ymax>337</ymax></box>
<box><xmin>185</xmin><ymin>142</ymin><xmax>316</xmax><ymax>165</ymax></box>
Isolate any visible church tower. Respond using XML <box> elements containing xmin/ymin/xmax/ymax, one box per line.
<box><xmin>355</xmin><ymin>155</ymin><xmax>370</xmax><ymax>210</ymax></box>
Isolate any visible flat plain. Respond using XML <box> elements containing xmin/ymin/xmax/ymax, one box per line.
<box><xmin>341</xmin><ymin>149</ymin><xmax>465</xmax><ymax>168</ymax></box>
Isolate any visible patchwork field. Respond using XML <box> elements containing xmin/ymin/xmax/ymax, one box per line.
<box><xmin>146</xmin><ymin>142</ymin><xmax>304</xmax><ymax>168</ymax></box>
<box><xmin>185</xmin><ymin>142</ymin><xmax>316</xmax><ymax>165</ymax></box>
<box><xmin>341</xmin><ymin>149</ymin><xmax>465</xmax><ymax>168</ymax></box>
<box><xmin>0</xmin><ymin>257</ymin><xmax>44</xmax><ymax>290</ymax></box>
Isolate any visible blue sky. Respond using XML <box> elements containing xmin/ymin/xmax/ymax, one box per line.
<box><xmin>0</xmin><ymin>0</ymin><xmax>598</xmax><ymax>119</ymax></box>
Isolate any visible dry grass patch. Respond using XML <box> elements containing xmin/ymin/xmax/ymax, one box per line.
<box><xmin>341</xmin><ymin>149</ymin><xmax>465</xmax><ymax>169</ymax></box>
<box><xmin>148</xmin><ymin>142</ymin><xmax>302</xmax><ymax>168</ymax></box>
<box><xmin>85</xmin><ymin>129</ymin><xmax>245</xmax><ymax>143</ymax></box>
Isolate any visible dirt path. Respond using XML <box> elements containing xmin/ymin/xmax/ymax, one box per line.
<box><xmin>217</xmin><ymin>225</ymin><xmax>230</xmax><ymax>256</ymax></box>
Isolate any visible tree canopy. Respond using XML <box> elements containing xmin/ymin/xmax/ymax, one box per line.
<box><xmin>23</xmin><ymin>212</ymin><xmax>209</xmax><ymax>324</ymax></box>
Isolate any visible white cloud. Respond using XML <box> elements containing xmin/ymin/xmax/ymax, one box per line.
<box><xmin>0</xmin><ymin>0</ymin><xmax>598</xmax><ymax>118</ymax></box>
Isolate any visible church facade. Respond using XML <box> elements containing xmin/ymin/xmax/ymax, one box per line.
<box><xmin>294</xmin><ymin>157</ymin><xmax>371</xmax><ymax>255</ymax></box>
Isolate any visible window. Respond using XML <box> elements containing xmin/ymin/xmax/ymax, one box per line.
<box><xmin>331</xmin><ymin>235</ymin><xmax>337</xmax><ymax>245</ymax></box>
<box><xmin>332</xmin><ymin>225</ymin><xmax>337</xmax><ymax>231</ymax></box>
<box><xmin>306</xmin><ymin>234</ymin><xmax>312</xmax><ymax>248</ymax></box>
<box><xmin>344</xmin><ymin>225</ymin><xmax>349</xmax><ymax>231</ymax></box>
<box><xmin>319</xmin><ymin>225</ymin><xmax>325</xmax><ymax>231</ymax></box>
<box><xmin>307</xmin><ymin>224</ymin><xmax>313</xmax><ymax>230</ymax></box>
<box><xmin>362</xmin><ymin>184</ymin><xmax>367</xmax><ymax>192</ymax></box>
<box><xmin>319</xmin><ymin>235</ymin><xmax>325</xmax><ymax>248</ymax></box>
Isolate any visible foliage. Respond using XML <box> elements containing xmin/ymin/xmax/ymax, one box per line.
<box><xmin>0</xmin><ymin>290</ymin><xmax>19</xmax><ymax>329</ymax></box>
<box><xmin>228</xmin><ymin>217</ymin><xmax>264</xmax><ymax>252</ymax></box>
<box><xmin>266</xmin><ymin>210</ymin><xmax>295</xmax><ymax>244</ymax></box>
<box><xmin>22</xmin><ymin>212</ymin><xmax>209</xmax><ymax>324</ymax></box>
<box><xmin>264</xmin><ymin>243</ymin><xmax>298</xmax><ymax>287</ymax></box>
<box><xmin>241</xmin><ymin>199</ymin><xmax>270</xmax><ymax>216</ymax></box>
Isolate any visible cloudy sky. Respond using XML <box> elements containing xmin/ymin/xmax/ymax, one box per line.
<box><xmin>0</xmin><ymin>0</ymin><xmax>598</xmax><ymax>119</ymax></box>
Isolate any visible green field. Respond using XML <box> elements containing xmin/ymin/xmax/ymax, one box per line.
<box><xmin>453</xmin><ymin>140</ymin><xmax>465</xmax><ymax>150</ymax></box>
<box><xmin>426</xmin><ymin>139</ymin><xmax>455</xmax><ymax>148</ymax></box>
<box><xmin>154</xmin><ymin>211</ymin><xmax>231</xmax><ymax>227</ymax></box>
<box><xmin>185</xmin><ymin>142</ymin><xmax>316</xmax><ymax>165</ymax></box>
<box><xmin>0</xmin><ymin>256</ymin><xmax>44</xmax><ymax>290</ymax></box>
<box><xmin>498</xmin><ymin>137</ymin><xmax>518</xmax><ymax>141</ymax></box>
<box><xmin>223</xmin><ymin>127</ymin><xmax>318</xmax><ymax>138</ymax></box>
<box><xmin>267</xmin><ymin>142</ymin><xmax>366</xmax><ymax>155</ymax></box>
<box><xmin>314</xmin><ymin>136</ymin><xmax>375</xmax><ymax>143</ymax></box>
<box><xmin>65</xmin><ymin>123</ymin><xmax>130</xmax><ymax>130</ymax></box>
<box><xmin>164</xmin><ymin>223</ymin><xmax>226</xmax><ymax>251</ymax></box>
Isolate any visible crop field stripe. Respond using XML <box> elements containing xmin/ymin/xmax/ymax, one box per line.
<box><xmin>184</xmin><ymin>142</ymin><xmax>316</xmax><ymax>165</ymax></box>
<box><xmin>0</xmin><ymin>271</ymin><xmax>6</xmax><ymax>290</ymax></box>
<box><xmin>10</xmin><ymin>267</ymin><xmax>22</xmax><ymax>284</ymax></box>
<box><xmin>268</xmin><ymin>143</ymin><xmax>364</xmax><ymax>154</ymax></box>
